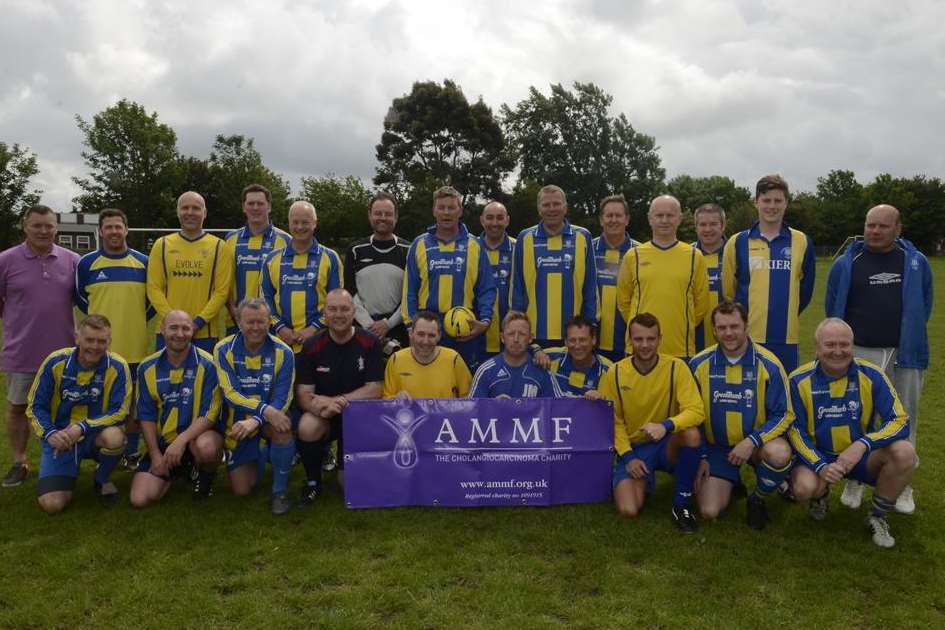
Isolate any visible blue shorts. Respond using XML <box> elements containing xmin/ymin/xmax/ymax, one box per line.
<box><xmin>704</xmin><ymin>444</ymin><xmax>742</xmax><ymax>484</ymax></box>
<box><xmin>804</xmin><ymin>452</ymin><xmax>877</xmax><ymax>485</ymax></box>
<box><xmin>225</xmin><ymin>435</ymin><xmax>262</xmax><ymax>471</ymax></box>
<box><xmin>613</xmin><ymin>434</ymin><xmax>673</xmax><ymax>489</ymax></box>
<box><xmin>38</xmin><ymin>429</ymin><xmax>102</xmax><ymax>480</ymax></box>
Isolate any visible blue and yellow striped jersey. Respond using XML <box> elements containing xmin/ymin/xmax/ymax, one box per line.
<box><xmin>693</xmin><ymin>240</ymin><xmax>725</xmax><ymax>351</ymax></box>
<box><xmin>146</xmin><ymin>232</ymin><xmax>233</xmax><ymax>340</ymax></box>
<box><xmin>510</xmin><ymin>221</ymin><xmax>599</xmax><ymax>343</ymax></box>
<box><xmin>480</xmin><ymin>234</ymin><xmax>515</xmax><ymax>354</ymax></box>
<box><xmin>383</xmin><ymin>347</ymin><xmax>472</xmax><ymax>399</ymax></box>
<box><xmin>616</xmin><ymin>241</ymin><xmax>709</xmax><ymax>359</ymax></box>
<box><xmin>213</xmin><ymin>332</ymin><xmax>295</xmax><ymax>449</ymax></box>
<box><xmin>260</xmin><ymin>239</ymin><xmax>343</xmax><ymax>351</ymax></box>
<box><xmin>136</xmin><ymin>346</ymin><xmax>221</xmax><ymax>447</ymax></box>
<box><xmin>594</xmin><ymin>234</ymin><xmax>639</xmax><ymax>357</ymax></box>
<box><xmin>689</xmin><ymin>340</ymin><xmax>793</xmax><ymax>448</ymax></box>
<box><xmin>402</xmin><ymin>224</ymin><xmax>496</xmax><ymax>326</ymax></box>
<box><xmin>598</xmin><ymin>353</ymin><xmax>704</xmax><ymax>456</ymax></box>
<box><xmin>722</xmin><ymin>223</ymin><xmax>815</xmax><ymax>345</ymax></box>
<box><xmin>544</xmin><ymin>347</ymin><xmax>613</xmax><ymax>396</ymax></box>
<box><xmin>788</xmin><ymin>358</ymin><xmax>909</xmax><ymax>471</ymax></box>
<box><xmin>75</xmin><ymin>248</ymin><xmax>154</xmax><ymax>364</ymax></box>
<box><xmin>224</xmin><ymin>224</ymin><xmax>291</xmax><ymax>329</ymax></box>
<box><xmin>27</xmin><ymin>348</ymin><xmax>131</xmax><ymax>439</ymax></box>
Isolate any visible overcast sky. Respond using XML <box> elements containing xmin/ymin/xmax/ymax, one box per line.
<box><xmin>2</xmin><ymin>0</ymin><xmax>944</xmax><ymax>213</ymax></box>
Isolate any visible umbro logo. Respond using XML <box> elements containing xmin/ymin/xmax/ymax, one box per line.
<box><xmin>96</xmin><ymin>271</ymin><xmax>108</xmax><ymax>280</ymax></box>
<box><xmin>171</xmin><ymin>271</ymin><xmax>202</xmax><ymax>278</ymax></box>
<box><xmin>869</xmin><ymin>272</ymin><xmax>901</xmax><ymax>285</ymax></box>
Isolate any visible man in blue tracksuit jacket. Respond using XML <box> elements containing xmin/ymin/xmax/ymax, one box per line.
<box><xmin>825</xmin><ymin>204</ymin><xmax>932</xmax><ymax>514</ymax></box>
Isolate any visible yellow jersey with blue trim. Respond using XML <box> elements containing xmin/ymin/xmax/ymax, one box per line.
<box><xmin>136</xmin><ymin>345</ymin><xmax>222</xmax><ymax>447</ymax></box>
<box><xmin>722</xmin><ymin>223</ymin><xmax>815</xmax><ymax>345</ymax></box>
<box><xmin>598</xmin><ymin>353</ymin><xmax>704</xmax><ymax>456</ymax></box>
<box><xmin>480</xmin><ymin>233</ymin><xmax>516</xmax><ymax>354</ymax></box>
<box><xmin>787</xmin><ymin>358</ymin><xmax>909</xmax><ymax>472</ymax></box>
<box><xmin>402</xmin><ymin>224</ymin><xmax>496</xmax><ymax>325</ymax></box>
<box><xmin>616</xmin><ymin>240</ymin><xmax>709</xmax><ymax>359</ymax></box>
<box><xmin>510</xmin><ymin>220</ymin><xmax>599</xmax><ymax>343</ymax></box>
<box><xmin>27</xmin><ymin>348</ymin><xmax>131</xmax><ymax>440</ymax></box>
<box><xmin>544</xmin><ymin>347</ymin><xmax>613</xmax><ymax>396</ymax></box>
<box><xmin>260</xmin><ymin>238</ymin><xmax>343</xmax><ymax>351</ymax></box>
<box><xmin>594</xmin><ymin>234</ymin><xmax>639</xmax><ymax>357</ymax></box>
<box><xmin>693</xmin><ymin>240</ymin><xmax>724</xmax><ymax>352</ymax></box>
<box><xmin>688</xmin><ymin>340</ymin><xmax>793</xmax><ymax>448</ymax></box>
<box><xmin>146</xmin><ymin>232</ymin><xmax>233</xmax><ymax>341</ymax></box>
<box><xmin>223</xmin><ymin>224</ymin><xmax>291</xmax><ymax>329</ymax></box>
<box><xmin>213</xmin><ymin>332</ymin><xmax>295</xmax><ymax>449</ymax></box>
<box><xmin>75</xmin><ymin>248</ymin><xmax>154</xmax><ymax>363</ymax></box>
<box><xmin>383</xmin><ymin>347</ymin><xmax>472</xmax><ymax>399</ymax></box>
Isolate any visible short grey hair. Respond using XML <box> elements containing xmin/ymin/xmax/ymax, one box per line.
<box><xmin>814</xmin><ymin>317</ymin><xmax>853</xmax><ymax>344</ymax></box>
<box><xmin>237</xmin><ymin>297</ymin><xmax>271</xmax><ymax>321</ymax></box>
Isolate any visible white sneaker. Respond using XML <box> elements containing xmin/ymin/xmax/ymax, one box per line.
<box><xmin>895</xmin><ymin>485</ymin><xmax>915</xmax><ymax>515</ymax></box>
<box><xmin>840</xmin><ymin>480</ymin><xmax>864</xmax><ymax>509</ymax></box>
<box><xmin>866</xmin><ymin>515</ymin><xmax>896</xmax><ymax>548</ymax></box>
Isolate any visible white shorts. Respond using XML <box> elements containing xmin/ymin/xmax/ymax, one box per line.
<box><xmin>4</xmin><ymin>372</ymin><xmax>36</xmax><ymax>406</ymax></box>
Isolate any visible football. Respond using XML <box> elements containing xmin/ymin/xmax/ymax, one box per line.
<box><xmin>443</xmin><ymin>306</ymin><xmax>476</xmax><ymax>338</ymax></box>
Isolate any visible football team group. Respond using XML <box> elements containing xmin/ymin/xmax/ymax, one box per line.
<box><xmin>0</xmin><ymin>174</ymin><xmax>931</xmax><ymax>548</ymax></box>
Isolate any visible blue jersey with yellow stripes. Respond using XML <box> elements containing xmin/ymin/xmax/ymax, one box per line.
<box><xmin>224</xmin><ymin>224</ymin><xmax>291</xmax><ymax>328</ymax></box>
<box><xmin>213</xmin><ymin>332</ymin><xmax>295</xmax><ymax>449</ymax></box>
<box><xmin>510</xmin><ymin>221</ymin><xmax>598</xmax><ymax>343</ymax></box>
<box><xmin>469</xmin><ymin>353</ymin><xmax>564</xmax><ymax>399</ymax></box>
<box><xmin>480</xmin><ymin>234</ymin><xmax>515</xmax><ymax>354</ymax></box>
<box><xmin>75</xmin><ymin>249</ymin><xmax>154</xmax><ymax>364</ymax></box>
<box><xmin>788</xmin><ymin>358</ymin><xmax>909</xmax><ymax>471</ymax></box>
<box><xmin>693</xmin><ymin>240</ymin><xmax>724</xmax><ymax>352</ymax></box>
<box><xmin>616</xmin><ymin>241</ymin><xmax>709</xmax><ymax>359</ymax></box>
<box><xmin>136</xmin><ymin>345</ymin><xmax>222</xmax><ymax>448</ymax></box>
<box><xmin>689</xmin><ymin>340</ymin><xmax>793</xmax><ymax>448</ymax></box>
<box><xmin>402</xmin><ymin>223</ymin><xmax>496</xmax><ymax>325</ymax></box>
<box><xmin>722</xmin><ymin>223</ymin><xmax>815</xmax><ymax>345</ymax></box>
<box><xmin>594</xmin><ymin>234</ymin><xmax>639</xmax><ymax>357</ymax></box>
<box><xmin>261</xmin><ymin>239</ymin><xmax>343</xmax><ymax>351</ymax></box>
<box><xmin>545</xmin><ymin>347</ymin><xmax>613</xmax><ymax>396</ymax></box>
<box><xmin>27</xmin><ymin>348</ymin><xmax>131</xmax><ymax>439</ymax></box>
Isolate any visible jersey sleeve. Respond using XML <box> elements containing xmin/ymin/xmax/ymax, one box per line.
<box><xmin>365</xmin><ymin>337</ymin><xmax>385</xmax><ymax>383</ymax></box>
<box><xmin>748</xmin><ymin>361</ymin><xmax>794</xmax><ymax>447</ymax></box>
<box><xmin>580</xmin><ymin>232</ymin><xmax>600</xmax><ymax>324</ymax></box>
<box><xmin>27</xmin><ymin>357</ymin><xmax>57</xmax><ymax>439</ymax></box>
<box><xmin>666</xmin><ymin>362</ymin><xmax>705</xmax><ymax>432</ymax></box>
<box><xmin>787</xmin><ymin>380</ymin><xmax>826</xmax><ymax>471</ymax></box>
<box><xmin>198</xmin><ymin>363</ymin><xmax>222</xmax><ymax>423</ymax></box>
<box><xmin>510</xmin><ymin>232</ymin><xmax>527</xmax><ymax>312</ymax></box>
<box><xmin>858</xmin><ymin>368</ymin><xmax>909</xmax><ymax>452</ymax></box>
<box><xmin>615</xmin><ymin>249</ymin><xmax>637</xmax><ymax>326</ymax></box>
<box><xmin>468</xmin><ymin>363</ymin><xmax>492</xmax><ymax>399</ymax></box>
<box><xmin>798</xmin><ymin>234</ymin><xmax>816</xmax><ymax>313</ymax></box>
<box><xmin>401</xmin><ymin>239</ymin><xmax>422</xmax><ymax>326</ymax></box>
<box><xmin>269</xmin><ymin>344</ymin><xmax>295</xmax><ymax>413</ymax></box>
<box><xmin>146</xmin><ymin>238</ymin><xmax>173</xmax><ymax>322</ymax></box>
<box><xmin>261</xmin><ymin>251</ymin><xmax>290</xmax><ymax>332</ymax></box>
<box><xmin>74</xmin><ymin>255</ymin><xmax>92</xmax><ymax>314</ymax></box>
<box><xmin>383</xmin><ymin>353</ymin><xmax>400</xmax><ymax>399</ymax></box>
<box><xmin>598</xmin><ymin>367</ymin><xmax>631</xmax><ymax>456</ymax></box>
<box><xmin>473</xmin><ymin>244</ymin><xmax>497</xmax><ymax>323</ymax></box>
<box><xmin>453</xmin><ymin>354</ymin><xmax>472</xmax><ymax>398</ymax></box>
<box><xmin>215</xmin><ymin>344</ymin><xmax>268</xmax><ymax>418</ymax></box>
<box><xmin>721</xmin><ymin>237</ymin><xmax>737</xmax><ymax>302</ymax></box>
<box><xmin>136</xmin><ymin>366</ymin><xmax>159</xmax><ymax>423</ymax></box>
<box><xmin>691</xmin><ymin>250</ymin><xmax>710</xmax><ymax>324</ymax></box>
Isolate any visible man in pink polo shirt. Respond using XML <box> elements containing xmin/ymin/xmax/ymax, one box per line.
<box><xmin>0</xmin><ymin>205</ymin><xmax>79</xmax><ymax>487</ymax></box>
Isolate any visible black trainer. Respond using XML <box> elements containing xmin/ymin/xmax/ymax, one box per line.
<box><xmin>95</xmin><ymin>480</ymin><xmax>118</xmax><ymax>506</ymax></box>
<box><xmin>672</xmin><ymin>505</ymin><xmax>698</xmax><ymax>533</ymax></box>
<box><xmin>122</xmin><ymin>453</ymin><xmax>141</xmax><ymax>472</ymax></box>
<box><xmin>192</xmin><ymin>471</ymin><xmax>214</xmax><ymax>501</ymax></box>
<box><xmin>297</xmin><ymin>483</ymin><xmax>321</xmax><ymax>508</ymax></box>
<box><xmin>2</xmin><ymin>462</ymin><xmax>29</xmax><ymax>488</ymax></box>
<box><xmin>746</xmin><ymin>494</ymin><xmax>769</xmax><ymax>530</ymax></box>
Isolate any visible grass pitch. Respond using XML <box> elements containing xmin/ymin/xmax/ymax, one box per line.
<box><xmin>1</xmin><ymin>258</ymin><xmax>944</xmax><ymax>629</ymax></box>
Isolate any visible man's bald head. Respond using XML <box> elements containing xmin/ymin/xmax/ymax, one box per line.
<box><xmin>648</xmin><ymin>195</ymin><xmax>681</xmax><ymax>214</ymax></box>
<box><xmin>325</xmin><ymin>287</ymin><xmax>354</xmax><ymax>308</ymax></box>
<box><xmin>289</xmin><ymin>200</ymin><xmax>317</xmax><ymax>220</ymax></box>
<box><xmin>647</xmin><ymin>195</ymin><xmax>682</xmax><ymax>244</ymax></box>
<box><xmin>864</xmin><ymin>204</ymin><xmax>901</xmax><ymax>253</ymax></box>
<box><xmin>177</xmin><ymin>191</ymin><xmax>206</xmax><ymax>210</ymax></box>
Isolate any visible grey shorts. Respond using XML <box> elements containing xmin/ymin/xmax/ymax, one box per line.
<box><xmin>5</xmin><ymin>372</ymin><xmax>36</xmax><ymax>406</ymax></box>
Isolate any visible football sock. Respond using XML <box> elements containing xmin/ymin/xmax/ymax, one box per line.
<box><xmin>871</xmin><ymin>493</ymin><xmax>896</xmax><ymax>518</ymax></box>
<box><xmin>297</xmin><ymin>438</ymin><xmax>325</xmax><ymax>486</ymax></box>
<box><xmin>753</xmin><ymin>459</ymin><xmax>791</xmax><ymax>499</ymax></box>
<box><xmin>95</xmin><ymin>446</ymin><xmax>123</xmax><ymax>486</ymax></box>
<box><xmin>673</xmin><ymin>446</ymin><xmax>700</xmax><ymax>508</ymax></box>
<box><xmin>269</xmin><ymin>440</ymin><xmax>296</xmax><ymax>496</ymax></box>
<box><xmin>124</xmin><ymin>431</ymin><xmax>140</xmax><ymax>457</ymax></box>
<box><xmin>256</xmin><ymin>441</ymin><xmax>270</xmax><ymax>483</ymax></box>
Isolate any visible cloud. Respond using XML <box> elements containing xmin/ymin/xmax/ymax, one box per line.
<box><xmin>1</xmin><ymin>0</ymin><xmax>943</xmax><ymax>215</ymax></box>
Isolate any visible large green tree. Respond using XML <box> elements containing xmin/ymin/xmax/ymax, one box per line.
<box><xmin>199</xmin><ymin>135</ymin><xmax>291</xmax><ymax>229</ymax></box>
<box><xmin>72</xmin><ymin>99</ymin><xmax>181</xmax><ymax>227</ymax></box>
<box><xmin>0</xmin><ymin>142</ymin><xmax>42</xmax><ymax>249</ymax></box>
<box><xmin>374</xmin><ymin>79</ymin><xmax>513</xmax><ymax>210</ymax></box>
<box><xmin>813</xmin><ymin>169</ymin><xmax>865</xmax><ymax>246</ymax></box>
<box><xmin>501</xmin><ymin>82</ymin><xmax>665</xmax><ymax>232</ymax></box>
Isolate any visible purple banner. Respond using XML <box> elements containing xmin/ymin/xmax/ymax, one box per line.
<box><xmin>343</xmin><ymin>397</ymin><xmax>614</xmax><ymax>508</ymax></box>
